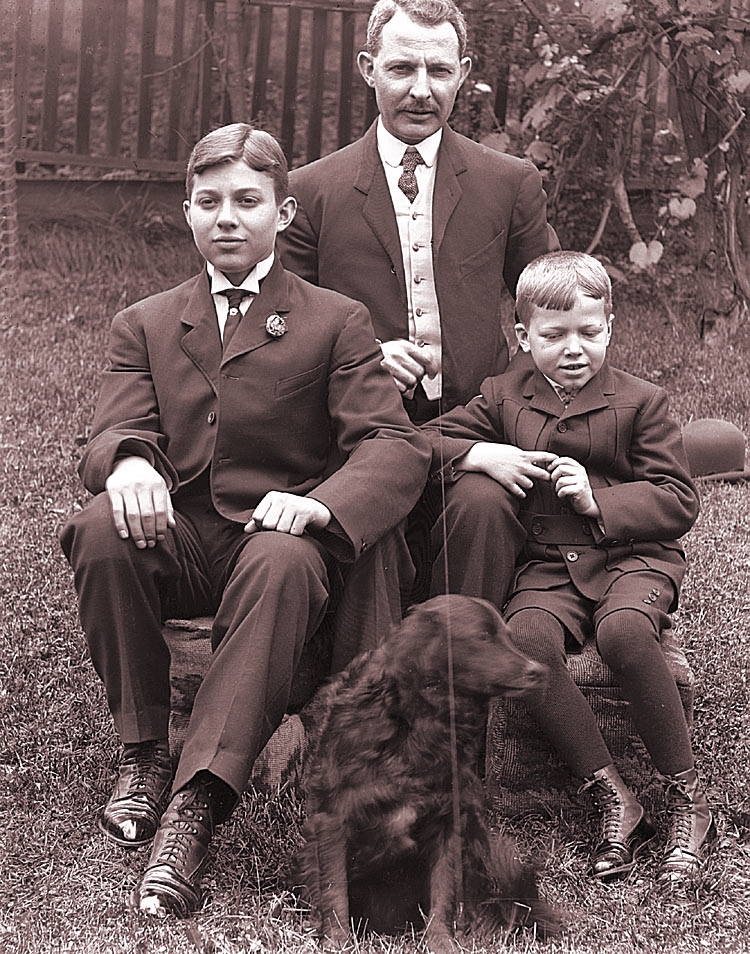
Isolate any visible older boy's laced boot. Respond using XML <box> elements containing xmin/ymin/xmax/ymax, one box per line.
<box><xmin>133</xmin><ymin>771</ymin><xmax>235</xmax><ymax>918</ymax></box>
<box><xmin>99</xmin><ymin>739</ymin><xmax>173</xmax><ymax>848</ymax></box>
<box><xmin>579</xmin><ymin>763</ymin><xmax>656</xmax><ymax>881</ymax></box>
<box><xmin>658</xmin><ymin>768</ymin><xmax>716</xmax><ymax>883</ymax></box>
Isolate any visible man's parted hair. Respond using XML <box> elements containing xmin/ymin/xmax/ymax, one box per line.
<box><xmin>366</xmin><ymin>0</ymin><xmax>468</xmax><ymax>56</ymax></box>
<box><xmin>515</xmin><ymin>251</ymin><xmax>613</xmax><ymax>326</ymax></box>
<box><xmin>185</xmin><ymin>124</ymin><xmax>289</xmax><ymax>202</ymax></box>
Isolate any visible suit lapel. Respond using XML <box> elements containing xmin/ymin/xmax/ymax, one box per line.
<box><xmin>222</xmin><ymin>258</ymin><xmax>292</xmax><ymax>363</ymax></box>
<box><xmin>432</xmin><ymin>127</ymin><xmax>465</xmax><ymax>252</ymax></box>
<box><xmin>180</xmin><ymin>272</ymin><xmax>223</xmax><ymax>393</ymax></box>
<box><xmin>355</xmin><ymin>123</ymin><xmax>406</xmax><ymax>286</ymax></box>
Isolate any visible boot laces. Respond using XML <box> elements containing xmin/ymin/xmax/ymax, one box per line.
<box><xmin>158</xmin><ymin>792</ymin><xmax>211</xmax><ymax>866</ymax></box>
<box><xmin>664</xmin><ymin>779</ymin><xmax>695</xmax><ymax>851</ymax></box>
<box><xmin>579</xmin><ymin>777</ymin><xmax>623</xmax><ymax>841</ymax></box>
<box><xmin>123</xmin><ymin>740</ymin><xmax>170</xmax><ymax>793</ymax></box>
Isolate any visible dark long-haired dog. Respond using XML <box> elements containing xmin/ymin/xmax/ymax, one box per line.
<box><xmin>294</xmin><ymin>595</ymin><xmax>559</xmax><ymax>953</ymax></box>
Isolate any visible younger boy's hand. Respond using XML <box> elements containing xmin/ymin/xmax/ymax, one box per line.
<box><xmin>548</xmin><ymin>456</ymin><xmax>600</xmax><ymax>517</ymax></box>
<box><xmin>105</xmin><ymin>455</ymin><xmax>175</xmax><ymax>548</ymax></box>
<box><xmin>458</xmin><ymin>444</ymin><xmax>556</xmax><ymax>498</ymax></box>
<box><xmin>245</xmin><ymin>492</ymin><xmax>332</xmax><ymax>536</ymax></box>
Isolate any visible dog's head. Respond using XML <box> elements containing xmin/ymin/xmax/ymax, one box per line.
<box><xmin>388</xmin><ymin>595</ymin><xmax>547</xmax><ymax>700</ymax></box>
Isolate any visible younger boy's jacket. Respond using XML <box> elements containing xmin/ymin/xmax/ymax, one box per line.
<box><xmin>424</xmin><ymin>361</ymin><xmax>699</xmax><ymax>605</ymax></box>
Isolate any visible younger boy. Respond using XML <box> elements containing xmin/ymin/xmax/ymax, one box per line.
<box><xmin>60</xmin><ymin>124</ymin><xmax>430</xmax><ymax>916</ymax></box>
<box><xmin>423</xmin><ymin>251</ymin><xmax>714</xmax><ymax>884</ymax></box>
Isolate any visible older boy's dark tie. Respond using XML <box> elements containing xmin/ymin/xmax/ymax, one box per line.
<box><xmin>220</xmin><ymin>287</ymin><xmax>252</xmax><ymax>349</ymax></box>
<box><xmin>398</xmin><ymin>147</ymin><xmax>425</xmax><ymax>203</ymax></box>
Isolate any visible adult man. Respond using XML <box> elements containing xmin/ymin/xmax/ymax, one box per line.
<box><xmin>279</xmin><ymin>0</ymin><xmax>559</xmax><ymax>603</ymax></box>
<box><xmin>279</xmin><ymin>0</ymin><xmax>559</xmax><ymax>424</ymax></box>
<box><xmin>60</xmin><ymin>124</ymin><xmax>430</xmax><ymax>917</ymax></box>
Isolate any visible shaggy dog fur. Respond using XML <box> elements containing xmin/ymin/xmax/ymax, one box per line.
<box><xmin>294</xmin><ymin>595</ymin><xmax>560</xmax><ymax>952</ymax></box>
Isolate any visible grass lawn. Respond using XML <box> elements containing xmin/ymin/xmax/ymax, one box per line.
<box><xmin>1</xmin><ymin>222</ymin><xmax>749</xmax><ymax>954</ymax></box>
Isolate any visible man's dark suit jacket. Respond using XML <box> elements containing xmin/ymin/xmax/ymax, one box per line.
<box><xmin>80</xmin><ymin>258</ymin><xmax>430</xmax><ymax>564</ymax></box>
<box><xmin>279</xmin><ymin>121</ymin><xmax>559</xmax><ymax>412</ymax></box>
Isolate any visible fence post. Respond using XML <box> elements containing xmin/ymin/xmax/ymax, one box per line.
<box><xmin>0</xmin><ymin>0</ymin><xmax>19</xmax><ymax>286</ymax></box>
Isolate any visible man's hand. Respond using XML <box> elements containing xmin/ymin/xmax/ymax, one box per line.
<box><xmin>458</xmin><ymin>444</ymin><xmax>557</xmax><ymax>498</ymax></box>
<box><xmin>245</xmin><ymin>492</ymin><xmax>332</xmax><ymax>536</ymax></box>
<box><xmin>105</xmin><ymin>456</ymin><xmax>175</xmax><ymax>548</ymax></box>
<box><xmin>548</xmin><ymin>456</ymin><xmax>600</xmax><ymax>517</ymax></box>
<box><xmin>379</xmin><ymin>339</ymin><xmax>439</xmax><ymax>393</ymax></box>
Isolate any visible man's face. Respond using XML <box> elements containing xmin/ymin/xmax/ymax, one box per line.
<box><xmin>357</xmin><ymin>9</ymin><xmax>471</xmax><ymax>145</ymax></box>
<box><xmin>183</xmin><ymin>160</ymin><xmax>296</xmax><ymax>285</ymax></box>
<box><xmin>515</xmin><ymin>294</ymin><xmax>614</xmax><ymax>391</ymax></box>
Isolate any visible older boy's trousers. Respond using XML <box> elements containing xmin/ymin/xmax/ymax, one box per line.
<box><xmin>60</xmin><ymin>491</ymin><xmax>337</xmax><ymax>800</ymax></box>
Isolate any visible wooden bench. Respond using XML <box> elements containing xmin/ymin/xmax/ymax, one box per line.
<box><xmin>485</xmin><ymin>629</ymin><xmax>694</xmax><ymax>818</ymax></box>
<box><xmin>164</xmin><ymin>618</ymin><xmax>695</xmax><ymax>814</ymax></box>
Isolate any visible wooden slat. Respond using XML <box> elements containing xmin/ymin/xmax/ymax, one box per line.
<box><xmin>40</xmin><ymin>0</ymin><xmax>65</xmax><ymax>151</ymax></box>
<box><xmin>76</xmin><ymin>0</ymin><xmax>99</xmax><ymax>154</ymax></box>
<box><xmin>13</xmin><ymin>0</ymin><xmax>33</xmax><ymax>149</ymax></box>
<box><xmin>280</xmin><ymin>5</ymin><xmax>302</xmax><ymax>160</ymax></box>
<box><xmin>167</xmin><ymin>0</ymin><xmax>186</xmax><ymax>160</ymax></box>
<box><xmin>15</xmin><ymin>147</ymin><xmax>184</xmax><ymax>174</ymax></box>
<box><xmin>106</xmin><ymin>0</ymin><xmax>128</xmax><ymax>156</ymax></box>
<box><xmin>251</xmin><ymin>5</ymin><xmax>273</xmax><ymax>121</ymax></box>
<box><xmin>198</xmin><ymin>0</ymin><xmax>215</xmax><ymax>138</ymax></box>
<box><xmin>137</xmin><ymin>0</ymin><xmax>158</xmax><ymax>158</ymax></box>
<box><xmin>337</xmin><ymin>10</ymin><xmax>355</xmax><ymax>148</ymax></box>
<box><xmin>306</xmin><ymin>6</ymin><xmax>327</xmax><ymax>161</ymax></box>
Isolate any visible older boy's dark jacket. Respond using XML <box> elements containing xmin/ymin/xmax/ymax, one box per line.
<box><xmin>424</xmin><ymin>361</ymin><xmax>699</xmax><ymax>599</ymax></box>
<box><xmin>80</xmin><ymin>259</ymin><xmax>431</xmax><ymax>563</ymax></box>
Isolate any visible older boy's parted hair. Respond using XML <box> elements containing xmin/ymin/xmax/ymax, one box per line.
<box><xmin>515</xmin><ymin>251</ymin><xmax>613</xmax><ymax>326</ymax></box>
<box><xmin>366</xmin><ymin>0</ymin><xmax>468</xmax><ymax>56</ymax></box>
<box><xmin>185</xmin><ymin>124</ymin><xmax>289</xmax><ymax>202</ymax></box>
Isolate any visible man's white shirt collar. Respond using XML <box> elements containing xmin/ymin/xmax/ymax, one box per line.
<box><xmin>376</xmin><ymin>118</ymin><xmax>442</xmax><ymax>169</ymax></box>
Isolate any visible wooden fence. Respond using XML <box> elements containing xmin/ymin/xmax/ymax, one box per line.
<box><xmin>11</xmin><ymin>0</ymin><xmax>382</xmax><ymax>175</ymax></box>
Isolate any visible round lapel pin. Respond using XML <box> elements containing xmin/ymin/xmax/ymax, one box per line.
<box><xmin>265</xmin><ymin>314</ymin><xmax>287</xmax><ymax>337</ymax></box>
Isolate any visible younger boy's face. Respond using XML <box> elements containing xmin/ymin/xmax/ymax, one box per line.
<box><xmin>515</xmin><ymin>292</ymin><xmax>613</xmax><ymax>392</ymax></box>
<box><xmin>184</xmin><ymin>160</ymin><xmax>296</xmax><ymax>285</ymax></box>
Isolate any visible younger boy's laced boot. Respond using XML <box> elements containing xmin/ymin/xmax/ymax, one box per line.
<box><xmin>658</xmin><ymin>768</ymin><xmax>716</xmax><ymax>883</ymax></box>
<box><xmin>579</xmin><ymin>763</ymin><xmax>657</xmax><ymax>881</ymax></box>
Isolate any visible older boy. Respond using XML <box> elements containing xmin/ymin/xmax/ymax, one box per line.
<box><xmin>60</xmin><ymin>124</ymin><xmax>430</xmax><ymax>916</ymax></box>
<box><xmin>423</xmin><ymin>251</ymin><xmax>714</xmax><ymax>885</ymax></box>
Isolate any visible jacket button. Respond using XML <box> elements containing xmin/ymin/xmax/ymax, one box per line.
<box><xmin>532</xmin><ymin>523</ymin><xmax>543</xmax><ymax>535</ymax></box>
<box><xmin>557</xmin><ymin>421</ymin><xmax>567</xmax><ymax>432</ymax></box>
<box><xmin>207</xmin><ymin>411</ymin><xmax>216</xmax><ymax>425</ymax></box>
<box><xmin>566</xmin><ymin>550</ymin><xmax>579</xmax><ymax>562</ymax></box>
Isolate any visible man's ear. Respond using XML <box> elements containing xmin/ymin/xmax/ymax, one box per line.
<box><xmin>357</xmin><ymin>51</ymin><xmax>375</xmax><ymax>87</ymax></box>
<box><xmin>276</xmin><ymin>196</ymin><xmax>297</xmax><ymax>232</ymax></box>
<box><xmin>458</xmin><ymin>56</ymin><xmax>472</xmax><ymax>88</ymax></box>
<box><xmin>183</xmin><ymin>199</ymin><xmax>192</xmax><ymax>230</ymax></box>
<box><xmin>515</xmin><ymin>322</ymin><xmax>531</xmax><ymax>352</ymax></box>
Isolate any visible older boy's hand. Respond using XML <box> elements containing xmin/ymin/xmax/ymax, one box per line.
<box><xmin>245</xmin><ymin>492</ymin><xmax>332</xmax><ymax>536</ymax></box>
<box><xmin>105</xmin><ymin>455</ymin><xmax>175</xmax><ymax>549</ymax></box>
<box><xmin>458</xmin><ymin>444</ymin><xmax>556</xmax><ymax>498</ymax></box>
<box><xmin>548</xmin><ymin>456</ymin><xmax>601</xmax><ymax>517</ymax></box>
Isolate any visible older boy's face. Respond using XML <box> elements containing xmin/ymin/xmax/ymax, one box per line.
<box><xmin>515</xmin><ymin>293</ymin><xmax>613</xmax><ymax>391</ymax></box>
<box><xmin>184</xmin><ymin>160</ymin><xmax>295</xmax><ymax>285</ymax></box>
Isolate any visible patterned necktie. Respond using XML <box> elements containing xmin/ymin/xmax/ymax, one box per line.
<box><xmin>398</xmin><ymin>147</ymin><xmax>425</xmax><ymax>203</ymax></box>
<box><xmin>220</xmin><ymin>287</ymin><xmax>252</xmax><ymax>349</ymax></box>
